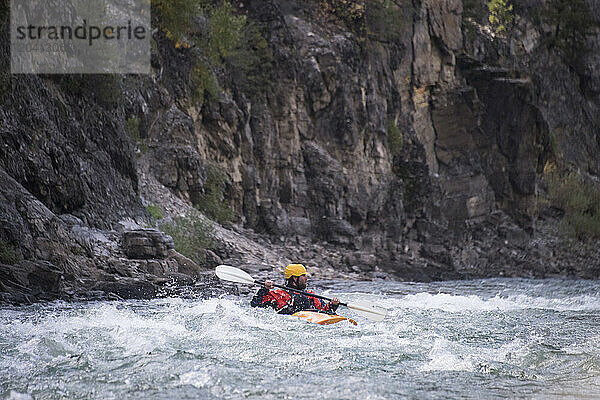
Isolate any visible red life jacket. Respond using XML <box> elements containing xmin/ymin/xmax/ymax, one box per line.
<box><xmin>260</xmin><ymin>289</ymin><xmax>292</xmax><ymax>310</ymax></box>
<box><xmin>260</xmin><ymin>288</ymin><xmax>328</xmax><ymax>311</ymax></box>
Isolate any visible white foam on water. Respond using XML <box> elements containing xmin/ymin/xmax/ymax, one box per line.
<box><xmin>179</xmin><ymin>366</ymin><xmax>214</xmax><ymax>388</ymax></box>
<box><xmin>420</xmin><ymin>337</ymin><xmax>474</xmax><ymax>372</ymax></box>
<box><xmin>3</xmin><ymin>300</ymin><xmax>197</xmax><ymax>375</ymax></box>
<box><xmin>75</xmin><ymin>303</ymin><xmax>192</xmax><ymax>356</ymax></box>
<box><xmin>492</xmin><ymin>338</ymin><xmax>531</xmax><ymax>363</ymax></box>
<box><xmin>395</xmin><ymin>292</ymin><xmax>600</xmax><ymax>312</ymax></box>
<box><xmin>177</xmin><ymin>297</ymin><xmax>280</xmax><ymax>333</ymax></box>
<box><xmin>418</xmin><ymin>334</ymin><xmax>546</xmax><ymax>373</ymax></box>
<box><xmin>4</xmin><ymin>391</ymin><xmax>33</xmax><ymax>400</ymax></box>
<box><xmin>563</xmin><ymin>335</ymin><xmax>600</xmax><ymax>357</ymax></box>
<box><xmin>178</xmin><ymin>297</ymin><xmax>233</xmax><ymax>316</ymax></box>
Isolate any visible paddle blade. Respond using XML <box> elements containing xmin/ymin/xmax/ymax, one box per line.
<box><xmin>215</xmin><ymin>265</ymin><xmax>256</xmax><ymax>285</ymax></box>
<box><xmin>347</xmin><ymin>301</ymin><xmax>387</xmax><ymax>322</ymax></box>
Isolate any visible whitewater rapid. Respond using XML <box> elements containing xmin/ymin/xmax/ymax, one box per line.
<box><xmin>1</xmin><ymin>278</ymin><xmax>599</xmax><ymax>399</ymax></box>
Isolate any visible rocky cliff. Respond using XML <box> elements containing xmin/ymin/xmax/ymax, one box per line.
<box><xmin>1</xmin><ymin>0</ymin><xmax>599</xmax><ymax>303</ymax></box>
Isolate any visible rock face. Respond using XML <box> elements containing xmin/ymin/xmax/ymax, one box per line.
<box><xmin>0</xmin><ymin>168</ymin><xmax>212</xmax><ymax>303</ymax></box>
<box><xmin>1</xmin><ymin>0</ymin><xmax>600</xmax><ymax>302</ymax></box>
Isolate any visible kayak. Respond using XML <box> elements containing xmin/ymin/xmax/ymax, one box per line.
<box><xmin>293</xmin><ymin>311</ymin><xmax>357</xmax><ymax>326</ymax></box>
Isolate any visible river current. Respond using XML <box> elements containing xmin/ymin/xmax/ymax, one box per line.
<box><xmin>1</xmin><ymin>278</ymin><xmax>599</xmax><ymax>399</ymax></box>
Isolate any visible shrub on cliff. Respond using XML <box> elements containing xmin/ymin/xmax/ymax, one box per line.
<box><xmin>314</xmin><ymin>0</ymin><xmax>403</xmax><ymax>42</ymax></box>
<box><xmin>126</xmin><ymin>117</ymin><xmax>148</xmax><ymax>154</ymax></box>
<box><xmin>158</xmin><ymin>210</ymin><xmax>214</xmax><ymax>265</ymax></box>
<box><xmin>0</xmin><ymin>242</ymin><xmax>20</xmax><ymax>265</ymax></box>
<box><xmin>152</xmin><ymin>0</ymin><xmax>205</xmax><ymax>43</ymax></box>
<box><xmin>54</xmin><ymin>75</ymin><xmax>122</xmax><ymax>109</ymax></box>
<box><xmin>193</xmin><ymin>2</ymin><xmax>246</xmax><ymax>104</ymax></box>
<box><xmin>205</xmin><ymin>1</ymin><xmax>246</xmax><ymax>63</ymax></box>
<box><xmin>226</xmin><ymin>23</ymin><xmax>274</xmax><ymax>99</ymax></box>
<box><xmin>152</xmin><ymin>0</ymin><xmax>245</xmax><ymax>55</ymax></box>
<box><xmin>152</xmin><ymin>1</ymin><xmax>249</xmax><ymax>104</ymax></box>
<box><xmin>125</xmin><ymin>117</ymin><xmax>140</xmax><ymax>141</ymax></box>
<box><xmin>191</xmin><ymin>62</ymin><xmax>219</xmax><ymax>106</ymax></box>
<box><xmin>147</xmin><ymin>205</ymin><xmax>165</xmax><ymax>222</ymax></box>
<box><xmin>197</xmin><ymin>165</ymin><xmax>234</xmax><ymax>224</ymax></box>
<box><xmin>488</xmin><ymin>0</ymin><xmax>513</xmax><ymax>34</ymax></box>
<box><xmin>365</xmin><ymin>0</ymin><xmax>403</xmax><ymax>42</ymax></box>
<box><xmin>387</xmin><ymin>119</ymin><xmax>403</xmax><ymax>157</ymax></box>
<box><xmin>317</xmin><ymin>0</ymin><xmax>365</xmax><ymax>32</ymax></box>
<box><xmin>547</xmin><ymin>171</ymin><xmax>600</xmax><ymax>240</ymax></box>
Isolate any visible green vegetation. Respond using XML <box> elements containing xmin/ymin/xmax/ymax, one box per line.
<box><xmin>191</xmin><ymin>62</ymin><xmax>219</xmax><ymax>107</ymax></box>
<box><xmin>365</xmin><ymin>0</ymin><xmax>403</xmax><ymax>42</ymax></box>
<box><xmin>205</xmin><ymin>1</ymin><xmax>246</xmax><ymax>63</ymax></box>
<box><xmin>93</xmin><ymin>76</ymin><xmax>122</xmax><ymax>108</ymax></box>
<box><xmin>547</xmin><ymin>171</ymin><xmax>600</xmax><ymax>240</ymax></box>
<box><xmin>387</xmin><ymin>120</ymin><xmax>403</xmax><ymax>157</ymax></box>
<box><xmin>394</xmin><ymin>161</ymin><xmax>423</xmax><ymax>212</ymax></box>
<box><xmin>153</xmin><ymin>0</ymin><xmax>252</xmax><ymax>105</ymax></box>
<box><xmin>197</xmin><ymin>165</ymin><xmax>235</xmax><ymax>224</ymax></box>
<box><xmin>313</xmin><ymin>0</ymin><xmax>403</xmax><ymax>42</ymax></box>
<box><xmin>151</xmin><ymin>0</ymin><xmax>205</xmax><ymax>44</ymax></box>
<box><xmin>226</xmin><ymin>23</ymin><xmax>274</xmax><ymax>99</ymax></box>
<box><xmin>547</xmin><ymin>131</ymin><xmax>560</xmax><ymax>161</ymax></box>
<box><xmin>126</xmin><ymin>117</ymin><xmax>140</xmax><ymax>141</ymax></box>
<box><xmin>152</xmin><ymin>0</ymin><xmax>245</xmax><ymax>60</ymax></box>
<box><xmin>545</xmin><ymin>0</ymin><xmax>595</xmax><ymax>61</ymax></box>
<box><xmin>488</xmin><ymin>0</ymin><xmax>513</xmax><ymax>33</ymax></box>
<box><xmin>318</xmin><ymin>0</ymin><xmax>365</xmax><ymax>32</ymax></box>
<box><xmin>147</xmin><ymin>205</ymin><xmax>165</xmax><ymax>221</ymax></box>
<box><xmin>125</xmin><ymin>117</ymin><xmax>148</xmax><ymax>154</ymax></box>
<box><xmin>0</xmin><ymin>242</ymin><xmax>20</xmax><ymax>265</ymax></box>
<box><xmin>198</xmin><ymin>2</ymin><xmax>246</xmax><ymax>103</ymax></box>
<box><xmin>158</xmin><ymin>210</ymin><xmax>214</xmax><ymax>265</ymax></box>
<box><xmin>54</xmin><ymin>75</ymin><xmax>122</xmax><ymax>108</ymax></box>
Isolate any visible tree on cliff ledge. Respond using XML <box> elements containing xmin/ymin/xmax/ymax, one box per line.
<box><xmin>488</xmin><ymin>0</ymin><xmax>513</xmax><ymax>34</ymax></box>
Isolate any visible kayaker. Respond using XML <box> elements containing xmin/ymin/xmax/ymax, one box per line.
<box><xmin>250</xmin><ymin>264</ymin><xmax>340</xmax><ymax>314</ymax></box>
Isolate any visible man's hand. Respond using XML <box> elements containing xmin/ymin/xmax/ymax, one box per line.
<box><xmin>265</xmin><ymin>280</ymin><xmax>274</xmax><ymax>289</ymax></box>
<box><xmin>331</xmin><ymin>297</ymin><xmax>340</xmax><ymax>306</ymax></box>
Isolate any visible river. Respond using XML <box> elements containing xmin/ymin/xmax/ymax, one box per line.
<box><xmin>1</xmin><ymin>278</ymin><xmax>599</xmax><ymax>399</ymax></box>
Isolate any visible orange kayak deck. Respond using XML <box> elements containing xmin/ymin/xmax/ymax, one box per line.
<box><xmin>293</xmin><ymin>311</ymin><xmax>357</xmax><ymax>326</ymax></box>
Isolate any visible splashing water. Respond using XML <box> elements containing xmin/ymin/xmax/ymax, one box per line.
<box><xmin>1</xmin><ymin>278</ymin><xmax>599</xmax><ymax>399</ymax></box>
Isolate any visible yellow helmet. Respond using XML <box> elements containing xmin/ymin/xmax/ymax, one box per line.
<box><xmin>284</xmin><ymin>264</ymin><xmax>307</xmax><ymax>279</ymax></box>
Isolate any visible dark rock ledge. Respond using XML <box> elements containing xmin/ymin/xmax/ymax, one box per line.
<box><xmin>0</xmin><ymin>169</ymin><xmax>233</xmax><ymax>304</ymax></box>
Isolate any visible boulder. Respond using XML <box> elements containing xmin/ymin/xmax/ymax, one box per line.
<box><xmin>122</xmin><ymin>229</ymin><xmax>175</xmax><ymax>259</ymax></box>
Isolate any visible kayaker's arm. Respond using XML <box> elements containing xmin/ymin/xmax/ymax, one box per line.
<box><xmin>275</xmin><ymin>301</ymin><xmax>296</xmax><ymax>315</ymax></box>
<box><xmin>315</xmin><ymin>298</ymin><xmax>339</xmax><ymax>314</ymax></box>
<box><xmin>250</xmin><ymin>287</ymin><xmax>275</xmax><ymax>308</ymax></box>
<box><xmin>304</xmin><ymin>291</ymin><xmax>340</xmax><ymax>314</ymax></box>
<box><xmin>322</xmin><ymin>300</ymin><xmax>340</xmax><ymax>314</ymax></box>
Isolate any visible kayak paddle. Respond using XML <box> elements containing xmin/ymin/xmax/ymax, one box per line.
<box><xmin>215</xmin><ymin>264</ymin><xmax>387</xmax><ymax>322</ymax></box>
